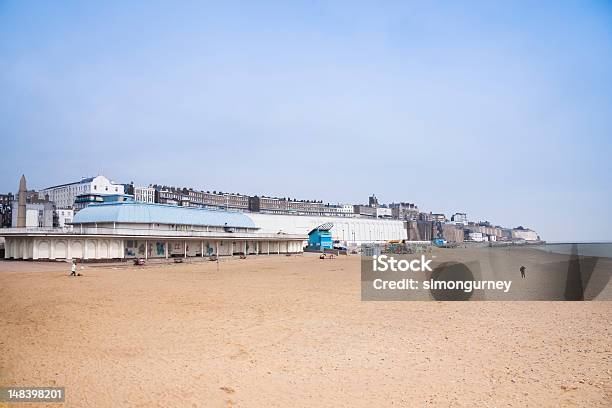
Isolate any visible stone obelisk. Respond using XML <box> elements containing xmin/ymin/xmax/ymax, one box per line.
<box><xmin>16</xmin><ymin>174</ymin><xmax>27</xmax><ymax>228</ymax></box>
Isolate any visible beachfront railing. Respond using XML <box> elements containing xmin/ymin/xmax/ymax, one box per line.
<box><xmin>0</xmin><ymin>227</ymin><xmax>307</xmax><ymax>240</ymax></box>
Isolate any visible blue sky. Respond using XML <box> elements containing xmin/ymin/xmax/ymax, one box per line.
<box><xmin>1</xmin><ymin>1</ymin><xmax>611</xmax><ymax>241</ymax></box>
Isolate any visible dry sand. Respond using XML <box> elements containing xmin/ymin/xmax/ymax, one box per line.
<box><xmin>0</xmin><ymin>253</ymin><xmax>610</xmax><ymax>407</ymax></box>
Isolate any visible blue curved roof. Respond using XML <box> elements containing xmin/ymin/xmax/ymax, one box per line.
<box><xmin>73</xmin><ymin>202</ymin><xmax>256</xmax><ymax>228</ymax></box>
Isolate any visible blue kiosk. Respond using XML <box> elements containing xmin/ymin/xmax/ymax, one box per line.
<box><xmin>308</xmin><ymin>222</ymin><xmax>334</xmax><ymax>250</ymax></box>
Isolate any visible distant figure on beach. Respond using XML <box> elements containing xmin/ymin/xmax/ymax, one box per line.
<box><xmin>70</xmin><ymin>260</ymin><xmax>77</xmax><ymax>276</ymax></box>
<box><xmin>520</xmin><ymin>265</ymin><xmax>526</xmax><ymax>279</ymax></box>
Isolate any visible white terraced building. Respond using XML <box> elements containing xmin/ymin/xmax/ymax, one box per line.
<box><xmin>40</xmin><ymin>175</ymin><xmax>125</xmax><ymax>209</ymax></box>
<box><xmin>2</xmin><ymin>202</ymin><xmax>305</xmax><ymax>260</ymax></box>
<box><xmin>134</xmin><ymin>186</ymin><xmax>156</xmax><ymax>203</ymax></box>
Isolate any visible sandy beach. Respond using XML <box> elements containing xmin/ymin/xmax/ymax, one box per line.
<box><xmin>0</xmin><ymin>252</ymin><xmax>610</xmax><ymax>407</ymax></box>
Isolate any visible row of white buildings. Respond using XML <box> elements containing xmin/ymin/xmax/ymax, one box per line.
<box><xmin>35</xmin><ymin>176</ymin><xmax>409</xmax><ymax>222</ymax></box>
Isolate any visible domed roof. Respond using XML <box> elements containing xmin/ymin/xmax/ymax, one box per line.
<box><xmin>73</xmin><ymin>202</ymin><xmax>256</xmax><ymax>229</ymax></box>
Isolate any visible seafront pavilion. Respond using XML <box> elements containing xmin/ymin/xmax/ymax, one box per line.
<box><xmin>1</xmin><ymin>202</ymin><xmax>306</xmax><ymax>260</ymax></box>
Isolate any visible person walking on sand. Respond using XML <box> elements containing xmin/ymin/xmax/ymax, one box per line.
<box><xmin>520</xmin><ymin>265</ymin><xmax>526</xmax><ymax>279</ymax></box>
<box><xmin>70</xmin><ymin>259</ymin><xmax>77</xmax><ymax>276</ymax></box>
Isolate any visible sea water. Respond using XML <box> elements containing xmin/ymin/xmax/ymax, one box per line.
<box><xmin>534</xmin><ymin>242</ymin><xmax>612</xmax><ymax>258</ymax></box>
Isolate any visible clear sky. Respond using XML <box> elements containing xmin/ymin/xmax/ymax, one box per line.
<box><xmin>1</xmin><ymin>1</ymin><xmax>611</xmax><ymax>241</ymax></box>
